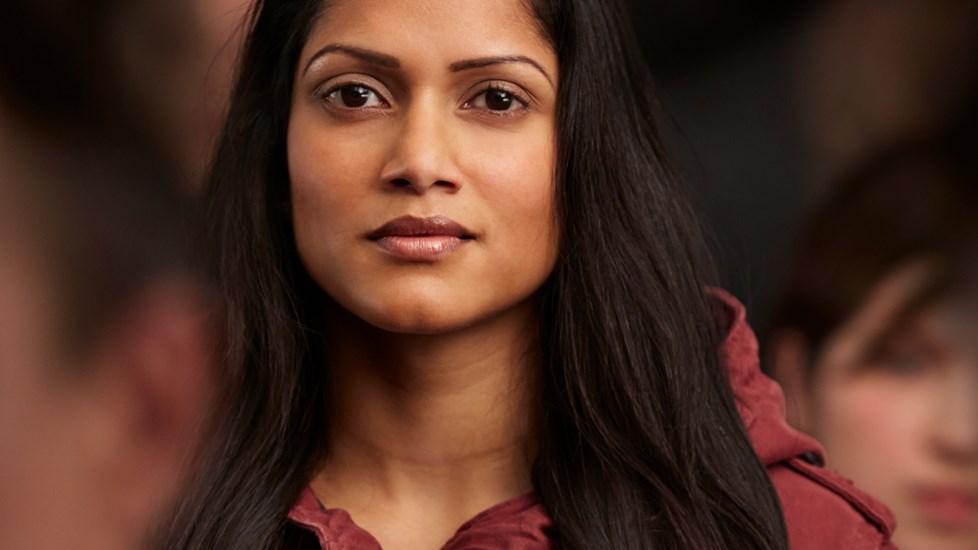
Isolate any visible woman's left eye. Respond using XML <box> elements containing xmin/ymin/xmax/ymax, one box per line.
<box><xmin>322</xmin><ymin>84</ymin><xmax>386</xmax><ymax>109</ymax></box>
<box><xmin>465</xmin><ymin>87</ymin><xmax>529</xmax><ymax>114</ymax></box>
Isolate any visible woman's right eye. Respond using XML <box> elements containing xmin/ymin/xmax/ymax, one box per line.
<box><xmin>322</xmin><ymin>84</ymin><xmax>387</xmax><ymax>109</ymax></box>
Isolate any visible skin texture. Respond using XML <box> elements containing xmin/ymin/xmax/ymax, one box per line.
<box><xmin>286</xmin><ymin>1</ymin><xmax>558</xmax><ymax>548</ymax></box>
<box><xmin>771</xmin><ymin>262</ymin><xmax>978</xmax><ymax>550</ymax></box>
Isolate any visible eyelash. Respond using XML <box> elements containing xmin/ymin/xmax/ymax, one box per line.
<box><xmin>318</xmin><ymin>82</ymin><xmax>388</xmax><ymax>109</ymax></box>
<box><xmin>316</xmin><ymin>80</ymin><xmax>533</xmax><ymax>117</ymax></box>
<box><xmin>462</xmin><ymin>82</ymin><xmax>532</xmax><ymax>117</ymax></box>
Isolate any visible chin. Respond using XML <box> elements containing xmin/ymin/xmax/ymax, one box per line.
<box><xmin>359</xmin><ymin>304</ymin><xmax>478</xmax><ymax>335</ymax></box>
<box><xmin>345</xmin><ymin>284</ymin><xmax>481</xmax><ymax>335</ymax></box>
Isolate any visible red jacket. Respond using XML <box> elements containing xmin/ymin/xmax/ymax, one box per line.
<box><xmin>287</xmin><ymin>291</ymin><xmax>897</xmax><ymax>549</ymax></box>
<box><xmin>713</xmin><ymin>289</ymin><xmax>896</xmax><ymax>549</ymax></box>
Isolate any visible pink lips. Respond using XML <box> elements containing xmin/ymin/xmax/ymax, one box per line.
<box><xmin>915</xmin><ymin>487</ymin><xmax>978</xmax><ymax>531</ymax></box>
<box><xmin>367</xmin><ymin>215</ymin><xmax>474</xmax><ymax>261</ymax></box>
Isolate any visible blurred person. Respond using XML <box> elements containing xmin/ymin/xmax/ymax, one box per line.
<box><xmin>0</xmin><ymin>124</ymin><xmax>216</xmax><ymax>550</ymax></box>
<box><xmin>0</xmin><ymin>1</ymin><xmax>218</xmax><ymax>549</ymax></box>
<box><xmin>159</xmin><ymin>1</ymin><xmax>896</xmax><ymax>549</ymax></box>
<box><xmin>767</xmin><ymin>129</ymin><xmax>978</xmax><ymax>550</ymax></box>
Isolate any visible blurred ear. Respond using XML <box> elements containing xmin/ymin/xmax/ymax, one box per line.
<box><xmin>767</xmin><ymin>328</ymin><xmax>814</xmax><ymax>433</ymax></box>
<box><xmin>81</xmin><ymin>276</ymin><xmax>215</xmax><ymax>545</ymax></box>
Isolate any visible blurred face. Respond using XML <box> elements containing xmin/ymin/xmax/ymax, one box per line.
<box><xmin>0</xmin><ymin>187</ymin><xmax>129</xmax><ymax>550</ymax></box>
<box><xmin>0</xmin><ymin>134</ymin><xmax>213</xmax><ymax>550</ymax></box>
<box><xmin>0</xmin><ymin>191</ymin><xmax>80</xmax><ymax>550</ymax></box>
<box><xmin>808</xmin><ymin>267</ymin><xmax>978</xmax><ymax>550</ymax></box>
<box><xmin>288</xmin><ymin>0</ymin><xmax>558</xmax><ymax>334</ymax></box>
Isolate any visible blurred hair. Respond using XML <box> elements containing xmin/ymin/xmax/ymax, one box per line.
<box><xmin>0</xmin><ymin>0</ymin><xmax>197</xmax><ymax>166</ymax></box>
<box><xmin>769</xmin><ymin>109</ymin><xmax>978</xmax><ymax>362</ymax></box>
<box><xmin>158</xmin><ymin>1</ymin><xmax>788</xmax><ymax>548</ymax></box>
<box><xmin>0</xmin><ymin>0</ymin><xmax>197</xmax><ymax>355</ymax></box>
<box><xmin>5</xmin><ymin>141</ymin><xmax>193</xmax><ymax>356</ymax></box>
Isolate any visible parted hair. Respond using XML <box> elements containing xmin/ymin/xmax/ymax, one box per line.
<box><xmin>157</xmin><ymin>1</ymin><xmax>788</xmax><ymax>548</ymax></box>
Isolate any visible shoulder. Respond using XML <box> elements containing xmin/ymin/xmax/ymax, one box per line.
<box><xmin>709</xmin><ymin>288</ymin><xmax>897</xmax><ymax>549</ymax></box>
<box><xmin>771</xmin><ymin>458</ymin><xmax>897</xmax><ymax>549</ymax></box>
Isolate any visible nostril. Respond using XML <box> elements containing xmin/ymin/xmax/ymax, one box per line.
<box><xmin>390</xmin><ymin>178</ymin><xmax>412</xmax><ymax>188</ymax></box>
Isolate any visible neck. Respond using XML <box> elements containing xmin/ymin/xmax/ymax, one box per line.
<box><xmin>312</xmin><ymin>300</ymin><xmax>540</xmax><ymax>521</ymax></box>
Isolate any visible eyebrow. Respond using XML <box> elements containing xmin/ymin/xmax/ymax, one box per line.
<box><xmin>450</xmin><ymin>56</ymin><xmax>554</xmax><ymax>88</ymax></box>
<box><xmin>304</xmin><ymin>44</ymin><xmax>400</xmax><ymax>74</ymax></box>
<box><xmin>303</xmin><ymin>43</ymin><xmax>554</xmax><ymax>88</ymax></box>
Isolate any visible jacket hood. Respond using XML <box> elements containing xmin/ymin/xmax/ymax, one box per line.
<box><xmin>711</xmin><ymin>288</ymin><xmax>826</xmax><ymax>466</ymax></box>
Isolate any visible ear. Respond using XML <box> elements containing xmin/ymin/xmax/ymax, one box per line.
<box><xmin>81</xmin><ymin>276</ymin><xmax>215</xmax><ymax>544</ymax></box>
<box><xmin>766</xmin><ymin>328</ymin><xmax>815</xmax><ymax>433</ymax></box>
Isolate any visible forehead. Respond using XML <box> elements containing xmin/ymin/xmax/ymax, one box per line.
<box><xmin>302</xmin><ymin>0</ymin><xmax>554</xmax><ymax>69</ymax></box>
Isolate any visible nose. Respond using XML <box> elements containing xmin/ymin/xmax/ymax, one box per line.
<box><xmin>931</xmin><ymin>362</ymin><xmax>978</xmax><ymax>465</ymax></box>
<box><xmin>379</xmin><ymin>98</ymin><xmax>462</xmax><ymax>195</ymax></box>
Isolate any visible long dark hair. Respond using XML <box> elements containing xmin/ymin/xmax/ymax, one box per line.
<box><xmin>160</xmin><ymin>0</ymin><xmax>788</xmax><ymax>548</ymax></box>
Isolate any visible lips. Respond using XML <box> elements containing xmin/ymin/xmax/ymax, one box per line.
<box><xmin>366</xmin><ymin>215</ymin><xmax>475</xmax><ymax>261</ymax></box>
<box><xmin>914</xmin><ymin>486</ymin><xmax>978</xmax><ymax>531</ymax></box>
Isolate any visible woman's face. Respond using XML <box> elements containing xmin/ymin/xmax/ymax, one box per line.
<box><xmin>288</xmin><ymin>0</ymin><xmax>558</xmax><ymax>334</ymax></box>
<box><xmin>806</xmin><ymin>267</ymin><xmax>978</xmax><ymax>550</ymax></box>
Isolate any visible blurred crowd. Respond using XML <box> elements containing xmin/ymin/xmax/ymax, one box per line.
<box><xmin>0</xmin><ymin>1</ymin><xmax>975</xmax><ymax>549</ymax></box>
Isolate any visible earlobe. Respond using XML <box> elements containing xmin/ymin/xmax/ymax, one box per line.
<box><xmin>767</xmin><ymin>328</ymin><xmax>815</xmax><ymax>434</ymax></box>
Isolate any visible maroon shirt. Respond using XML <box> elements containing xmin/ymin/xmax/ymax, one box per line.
<box><xmin>287</xmin><ymin>290</ymin><xmax>896</xmax><ymax>549</ymax></box>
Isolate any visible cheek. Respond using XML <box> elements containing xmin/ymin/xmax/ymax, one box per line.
<box><xmin>461</xmin><ymin>121</ymin><xmax>558</xmax><ymax>279</ymax></box>
<box><xmin>288</xmin><ymin>115</ymin><xmax>378</xmax><ymax>223</ymax></box>
<box><xmin>818</xmin><ymin>379</ymin><xmax>919</xmax><ymax>457</ymax></box>
<box><xmin>287</xmin><ymin>113</ymin><xmax>386</xmax><ymax>275</ymax></box>
<box><xmin>813</xmin><ymin>372</ymin><xmax>929</xmax><ymax>513</ymax></box>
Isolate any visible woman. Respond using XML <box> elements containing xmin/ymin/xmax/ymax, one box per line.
<box><xmin>768</xmin><ymin>133</ymin><xmax>978</xmax><ymax>550</ymax></box>
<box><xmin>162</xmin><ymin>0</ymin><xmax>895</xmax><ymax>548</ymax></box>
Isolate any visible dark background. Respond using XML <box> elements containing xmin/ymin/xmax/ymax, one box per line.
<box><xmin>627</xmin><ymin>0</ymin><xmax>978</xmax><ymax>337</ymax></box>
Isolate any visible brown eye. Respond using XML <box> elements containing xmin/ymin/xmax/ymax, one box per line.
<box><xmin>485</xmin><ymin>89</ymin><xmax>514</xmax><ymax>111</ymax></box>
<box><xmin>324</xmin><ymin>84</ymin><xmax>385</xmax><ymax>109</ymax></box>
<box><xmin>466</xmin><ymin>86</ymin><xmax>528</xmax><ymax>114</ymax></box>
